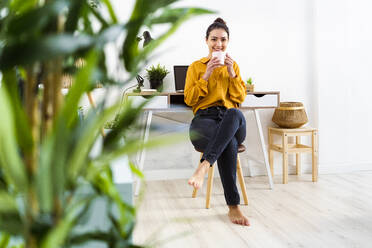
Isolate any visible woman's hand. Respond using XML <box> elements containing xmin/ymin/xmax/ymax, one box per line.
<box><xmin>225</xmin><ymin>53</ymin><xmax>236</xmax><ymax>78</ymax></box>
<box><xmin>202</xmin><ymin>56</ymin><xmax>221</xmax><ymax>81</ymax></box>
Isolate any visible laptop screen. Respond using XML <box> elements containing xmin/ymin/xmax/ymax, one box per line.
<box><xmin>173</xmin><ymin>65</ymin><xmax>189</xmax><ymax>91</ymax></box>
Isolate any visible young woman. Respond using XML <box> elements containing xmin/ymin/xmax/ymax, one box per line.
<box><xmin>184</xmin><ymin>18</ymin><xmax>249</xmax><ymax>226</ymax></box>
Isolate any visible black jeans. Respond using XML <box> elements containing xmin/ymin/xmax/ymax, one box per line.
<box><xmin>189</xmin><ymin>106</ymin><xmax>246</xmax><ymax>205</ymax></box>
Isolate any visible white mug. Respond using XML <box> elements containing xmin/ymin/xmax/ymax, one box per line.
<box><xmin>212</xmin><ymin>51</ymin><xmax>226</xmax><ymax>65</ymax></box>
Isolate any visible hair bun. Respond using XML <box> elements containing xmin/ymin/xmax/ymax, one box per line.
<box><xmin>214</xmin><ymin>17</ymin><xmax>226</xmax><ymax>25</ymax></box>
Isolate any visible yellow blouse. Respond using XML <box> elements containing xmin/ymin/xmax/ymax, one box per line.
<box><xmin>184</xmin><ymin>57</ymin><xmax>247</xmax><ymax>114</ymax></box>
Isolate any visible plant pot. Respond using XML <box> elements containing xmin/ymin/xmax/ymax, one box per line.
<box><xmin>247</xmin><ymin>84</ymin><xmax>254</xmax><ymax>92</ymax></box>
<box><xmin>149</xmin><ymin>79</ymin><xmax>163</xmax><ymax>92</ymax></box>
<box><xmin>272</xmin><ymin>102</ymin><xmax>308</xmax><ymax>128</ymax></box>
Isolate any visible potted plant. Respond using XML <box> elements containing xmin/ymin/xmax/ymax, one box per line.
<box><xmin>0</xmin><ymin>0</ymin><xmax>213</xmax><ymax>247</ymax></box>
<box><xmin>146</xmin><ymin>64</ymin><xmax>170</xmax><ymax>91</ymax></box>
<box><xmin>246</xmin><ymin>77</ymin><xmax>255</xmax><ymax>92</ymax></box>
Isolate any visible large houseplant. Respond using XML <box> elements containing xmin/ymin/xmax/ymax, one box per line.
<box><xmin>0</xmin><ymin>0</ymin><xmax>213</xmax><ymax>247</ymax></box>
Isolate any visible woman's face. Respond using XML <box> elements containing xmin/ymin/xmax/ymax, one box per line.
<box><xmin>206</xmin><ymin>28</ymin><xmax>229</xmax><ymax>54</ymax></box>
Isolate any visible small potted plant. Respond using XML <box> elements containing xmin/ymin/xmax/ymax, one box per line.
<box><xmin>246</xmin><ymin>77</ymin><xmax>255</xmax><ymax>92</ymax></box>
<box><xmin>145</xmin><ymin>64</ymin><xmax>169</xmax><ymax>91</ymax></box>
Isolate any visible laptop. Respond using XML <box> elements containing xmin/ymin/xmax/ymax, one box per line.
<box><xmin>173</xmin><ymin>65</ymin><xmax>189</xmax><ymax>92</ymax></box>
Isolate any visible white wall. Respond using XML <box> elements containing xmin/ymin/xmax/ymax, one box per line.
<box><xmin>88</xmin><ymin>0</ymin><xmax>372</xmax><ymax>179</ymax></box>
<box><xmin>314</xmin><ymin>0</ymin><xmax>372</xmax><ymax>171</ymax></box>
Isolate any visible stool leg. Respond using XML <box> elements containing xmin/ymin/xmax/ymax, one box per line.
<box><xmin>312</xmin><ymin>131</ymin><xmax>318</xmax><ymax>182</ymax></box>
<box><xmin>268</xmin><ymin>128</ymin><xmax>274</xmax><ymax>177</ymax></box>
<box><xmin>237</xmin><ymin>155</ymin><xmax>248</xmax><ymax>205</ymax></box>
<box><xmin>282</xmin><ymin>133</ymin><xmax>288</xmax><ymax>184</ymax></box>
<box><xmin>296</xmin><ymin>136</ymin><xmax>301</xmax><ymax>175</ymax></box>
<box><xmin>206</xmin><ymin>166</ymin><xmax>215</xmax><ymax>209</ymax></box>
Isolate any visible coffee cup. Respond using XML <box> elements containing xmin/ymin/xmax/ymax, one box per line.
<box><xmin>212</xmin><ymin>51</ymin><xmax>226</xmax><ymax>65</ymax></box>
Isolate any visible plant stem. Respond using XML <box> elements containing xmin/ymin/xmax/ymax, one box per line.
<box><xmin>25</xmin><ymin>68</ymin><xmax>40</xmax><ymax>248</ymax></box>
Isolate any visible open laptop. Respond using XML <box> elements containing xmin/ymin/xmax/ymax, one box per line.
<box><xmin>173</xmin><ymin>65</ymin><xmax>189</xmax><ymax>92</ymax></box>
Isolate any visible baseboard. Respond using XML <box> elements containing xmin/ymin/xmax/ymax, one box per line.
<box><xmin>143</xmin><ymin>162</ymin><xmax>372</xmax><ymax>181</ymax></box>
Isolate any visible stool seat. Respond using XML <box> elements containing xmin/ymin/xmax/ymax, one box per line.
<box><xmin>194</xmin><ymin>144</ymin><xmax>246</xmax><ymax>154</ymax></box>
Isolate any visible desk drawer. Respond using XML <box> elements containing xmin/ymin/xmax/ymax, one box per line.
<box><xmin>241</xmin><ymin>93</ymin><xmax>279</xmax><ymax>108</ymax></box>
<box><xmin>127</xmin><ymin>95</ymin><xmax>168</xmax><ymax>109</ymax></box>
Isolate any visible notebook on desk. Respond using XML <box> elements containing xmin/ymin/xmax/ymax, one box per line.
<box><xmin>173</xmin><ymin>65</ymin><xmax>188</xmax><ymax>92</ymax></box>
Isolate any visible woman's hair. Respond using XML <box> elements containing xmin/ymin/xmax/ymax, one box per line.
<box><xmin>206</xmin><ymin>17</ymin><xmax>230</xmax><ymax>39</ymax></box>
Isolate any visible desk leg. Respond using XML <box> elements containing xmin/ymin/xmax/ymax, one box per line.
<box><xmin>135</xmin><ymin>110</ymin><xmax>153</xmax><ymax>196</ymax></box>
<box><xmin>253</xmin><ymin>109</ymin><xmax>274</xmax><ymax>189</ymax></box>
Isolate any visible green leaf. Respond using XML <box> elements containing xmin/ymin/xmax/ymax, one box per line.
<box><xmin>68</xmin><ymin>103</ymin><xmax>120</xmax><ymax>180</ymax></box>
<box><xmin>65</xmin><ymin>0</ymin><xmax>85</xmax><ymax>32</ymax></box>
<box><xmin>36</xmin><ymin>51</ymin><xmax>98</xmax><ymax>210</ymax></box>
<box><xmin>96</xmin><ymin>24</ymin><xmax>125</xmax><ymax>47</ymax></box>
<box><xmin>0</xmin><ymin>34</ymin><xmax>94</xmax><ymax>69</ymax></box>
<box><xmin>88</xmin><ymin>3</ymin><xmax>109</xmax><ymax>29</ymax></box>
<box><xmin>68</xmin><ymin>231</ymin><xmax>114</xmax><ymax>245</ymax></box>
<box><xmin>122</xmin><ymin>0</ymin><xmax>180</xmax><ymax>71</ymax></box>
<box><xmin>0</xmin><ymin>233</ymin><xmax>10</xmax><ymax>248</ymax></box>
<box><xmin>128</xmin><ymin>162</ymin><xmax>144</xmax><ymax>179</ymax></box>
<box><xmin>40</xmin><ymin>198</ymin><xmax>92</xmax><ymax>248</ymax></box>
<box><xmin>7</xmin><ymin>0</ymin><xmax>70</xmax><ymax>37</ymax></box>
<box><xmin>0</xmin><ymin>212</ymin><xmax>23</xmax><ymax>236</ymax></box>
<box><xmin>145</xmin><ymin>7</ymin><xmax>215</xmax><ymax>27</ymax></box>
<box><xmin>123</xmin><ymin>2</ymin><xmax>215</xmax><ymax>72</ymax></box>
<box><xmin>1</xmin><ymin>69</ymin><xmax>33</xmax><ymax>152</ymax></box>
<box><xmin>0</xmin><ymin>87</ymin><xmax>28</xmax><ymax>192</ymax></box>
<box><xmin>0</xmin><ymin>191</ymin><xmax>17</xmax><ymax>213</ymax></box>
<box><xmin>134</xmin><ymin>7</ymin><xmax>216</xmax><ymax>68</ymax></box>
<box><xmin>102</xmin><ymin>0</ymin><xmax>118</xmax><ymax>24</ymax></box>
<box><xmin>10</xmin><ymin>0</ymin><xmax>38</xmax><ymax>14</ymax></box>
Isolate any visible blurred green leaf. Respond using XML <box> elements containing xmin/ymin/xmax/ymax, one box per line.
<box><xmin>0</xmin><ymin>233</ymin><xmax>10</xmax><ymax>248</ymax></box>
<box><xmin>135</xmin><ymin>7</ymin><xmax>216</xmax><ymax>68</ymax></box>
<box><xmin>10</xmin><ymin>0</ymin><xmax>38</xmax><ymax>14</ymax></box>
<box><xmin>68</xmin><ymin>231</ymin><xmax>114</xmax><ymax>246</ymax></box>
<box><xmin>123</xmin><ymin>2</ymin><xmax>215</xmax><ymax>72</ymax></box>
<box><xmin>36</xmin><ymin>51</ymin><xmax>99</xmax><ymax>210</ymax></box>
<box><xmin>0</xmin><ymin>34</ymin><xmax>94</xmax><ymax>69</ymax></box>
<box><xmin>65</xmin><ymin>0</ymin><xmax>85</xmax><ymax>33</ymax></box>
<box><xmin>1</xmin><ymin>69</ymin><xmax>33</xmax><ymax>152</ymax></box>
<box><xmin>7</xmin><ymin>0</ymin><xmax>70</xmax><ymax>37</ymax></box>
<box><xmin>40</xmin><ymin>197</ymin><xmax>92</xmax><ymax>248</ymax></box>
<box><xmin>0</xmin><ymin>191</ymin><xmax>17</xmax><ymax>213</ymax></box>
<box><xmin>122</xmin><ymin>0</ymin><xmax>180</xmax><ymax>71</ymax></box>
<box><xmin>68</xmin><ymin>103</ymin><xmax>119</xmax><ymax>180</ymax></box>
<box><xmin>145</xmin><ymin>7</ymin><xmax>215</xmax><ymax>27</ymax></box>
<box><xmin>0</xmin><ymin>212</ymin><xmax>23</xmax><ymax>236</ymax></box>
<box><xmin>0</xmin><ymin>87</ymin><xmax>28</xmax><ymax>192</ymax></box>
<box><xmin>102</xmin><ymin>0</ymin><xmax>118</xmax><ymax>24</ymax></box>
<box><xmin>128</xmin><ymin>162</ymin><xmax>144</xmax><ymax>179</ymax></box>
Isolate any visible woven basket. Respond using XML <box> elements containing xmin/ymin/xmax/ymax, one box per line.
<box><xmin>272</xmin><ymin>102</ymin><xmax>308</xmax><ymax>128</ymax></box>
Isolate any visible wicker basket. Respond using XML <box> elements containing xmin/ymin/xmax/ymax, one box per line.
<box><xmin>272</xmin><ymin>102</ymin><xmax>308</xmax><ymax>128</ymax></box>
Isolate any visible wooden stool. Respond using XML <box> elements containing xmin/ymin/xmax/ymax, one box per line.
<box><xmin>192</xmin><ymin>149</ymin><xmax>248</xmax><ymax>209</ymax></box>
<box><xmin>268</xmin><ymin>127</ymin><xmax>318</xmax><ymax>184</ymax></box>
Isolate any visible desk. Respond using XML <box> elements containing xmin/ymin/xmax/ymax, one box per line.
<box><xmin>126</xmin><ymin>91</ymin><xmax>280</xmax><ymax>195</ymax></box>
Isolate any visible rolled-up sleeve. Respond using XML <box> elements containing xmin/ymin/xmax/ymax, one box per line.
<box><xmin>184</xmin><ymin>63</ymin><xmax>208</xmax><ymax>107</ymax></box>
<box><xmin>228</xmin><ymin>63</ymin><xmax>246</xmax><ymax>104</ymax></box>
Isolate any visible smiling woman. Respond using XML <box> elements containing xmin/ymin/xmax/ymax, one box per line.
<box><xmin>184</xmin><ymin>18</ymin><xmax>249</xmax><ymax>226</ymax></box>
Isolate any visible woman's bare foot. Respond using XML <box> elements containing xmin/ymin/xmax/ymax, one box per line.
<box><xmin>228</xmin><ymin>205</ymin><xmax>250</xmax><ymax>226</ymax></box>
<box><xmin>188</xmin><ymin>160</ymin><xmax>210</xmax><ymax>189</ymax></box>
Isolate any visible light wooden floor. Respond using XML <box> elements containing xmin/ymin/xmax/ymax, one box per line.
<box><xmin>133</xmin><ymin>172</ymin><xmax>372</xmax><ymax>248</ymax></box>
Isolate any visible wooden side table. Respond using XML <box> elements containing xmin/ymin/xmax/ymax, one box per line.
<box><xmin>268</xmin><ymin>127</ymin><xmax>318</xmax><ymax>184</ymax></box>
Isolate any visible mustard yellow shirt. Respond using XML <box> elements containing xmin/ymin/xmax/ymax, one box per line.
<box><xmin>184</xmin><ymin>57</ymin><xmax>247</xmax><ymax>114</ymax></box>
